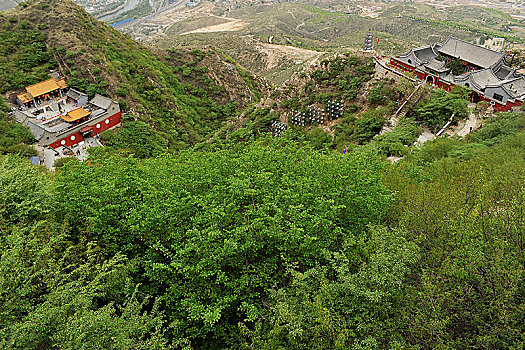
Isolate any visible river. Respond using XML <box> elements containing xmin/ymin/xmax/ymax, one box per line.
<box><xmin>98</xmin><ymin>0</ymin><xmax>140</xmax><ymax>22</ymax></box>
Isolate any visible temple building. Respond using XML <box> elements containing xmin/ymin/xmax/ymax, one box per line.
<box><xmin>13</xmin><ymin>78</ymin><xmax>121</xmax><ymax>149</ymax></box>
<box><xmin>438</xmin><ymin>36</ymin><xmax>505</xmax><ymax>71</ymax></box>
<box><xmin>390</xmin><ymin>36</ymin><xmax>525</xmax><ymax>111</ymax></box>
<box><xmin>16</xmin><ymin>78</ymin><xmax>68</xmax><ymax>108</ymax></box>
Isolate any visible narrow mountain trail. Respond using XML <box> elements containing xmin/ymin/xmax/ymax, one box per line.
<box><xmin>457</xmin><ymin>111</ymin><xmax>478</xmax><ymax>138</ymax></box>
<box><xmin>380</xmin><ymin>83</ymin><xmax>424</xmax><ymax>135</ymax></box>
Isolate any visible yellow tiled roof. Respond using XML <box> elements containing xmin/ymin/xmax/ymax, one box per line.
<box><xmin>17</xmin><ymin>92</ymin><xmax>32</xmax><ymax>104</ymax></box>
<box><xmin>61</xmin><ymin>107</ymin><xmax>91</xmax><ymax>122</ymax></box>
<box><xmin>56</xmin><ymin>78</ymin><xmax>68</xmax><ymax>89</ymax></box>
<box><xmin>26</xmin><ymin>78</ymin><xmax>60</xmax><ymax>98</ymax></box>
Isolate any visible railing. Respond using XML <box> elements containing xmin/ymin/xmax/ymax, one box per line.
<box><xmin>436</xmin><ymin>114</ymin><xmax>455</xmax><ymax>137</ymax></box>
<box><xmin>395</xmin><ymin>83</ymin><xmax>423</xmax><ymax>117</ymax></box>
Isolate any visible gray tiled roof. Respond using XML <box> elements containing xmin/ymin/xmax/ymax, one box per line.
<box><xmin>494</xmin><ymin>65</ymin><xmax>516</xmax><ymax>80</ymax></box>
<box><xmin>499</xmin><ymin>77</ymin><xmax>525</xmax><ymax>99</ymax></box>
<box><xmin>469</xmin><ymin>69</ymin><xmax>503</xmax><ymax>90</ymax></box>
<box><xmin>66</xmin><ymin>88</ymin><xmax>87</xmax><ymax>101</ymax></box>
<box><xmin>438</xmin><ymin>36</ymin><xmax>504</xmax><ymax>69</ymax></box>
<box><xmin>440</xmin><ymin>73</ymin><xmax>455</xmax><ymax>83</ymax></box>
<box><xmin>89</xmin><ymin>94</ymin><xmax>112</xmax><ymax>110</ymax></box>
<box><xmin>413</xmin><ymin>45</ymin><xmax>439</xmax><ymax>64</ymax></box>
<box><xmin>425</xmin><ymin>58</ymin><xmax>448</xmax><ymax>73</ymax></box>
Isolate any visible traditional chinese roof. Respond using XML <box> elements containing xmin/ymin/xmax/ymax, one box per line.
<box><xmin>61</xmin><ymin>107</ymin><xmax>91</xmax><ymax>122</ymax></box>
<box><xmin>424</xmin><ymin>58</ymin><xmax>448</xmax><ymax>73</ymax></box>
<box><xmin>17</xmin><ymin>92</ymin><xmax>32</xmax><ymax>104</ymax></box>
<box><xmin>463</xmin><ymin>69</ymin><xmax>503</xmax><ymax>90</ymax></box>
<box><xmin>89</xmin><ymin>94</ymin><xmax>112</xmax><ymax>110</ymax></box>
<box><xmin>493</xmin><ymin>65</ymin><xmax>516</xmax><ymax>80</ymax></box>
<box><xmin>80</xmin><ymin>125</ymin><xmax>94</xmax><ymax>133</ymax></box>
<box><xmin>440</xmin><ymin>73</ymin><xmax>455</xmax><ymax>83</ymax></box>
<box><xmin>473</xmin><ymin>69</ymin><xmax>504</xmax><ymax>89</ymax></box>
<box><xmin>66</xmin><ymin>88</ymin><xmax>87</xmax><ymax>101</ymax></box>
<box><xmin>438</xmin><ymin>36</ymin><xmax>505</xmax><ymax>69</ymax></box>
<box><xmin>413</xmin><ymin>45</ymin><xmax>440</xmax><ymax>65</ymax></box>
<box><xmin>26</xmin><ymin>78</ymin><xmax>60</xmax><ymax>98</ymax></box>
<box><xmin>56</xmin><ymin>78</ymin><xmax>68</xmax><ymax>89</ymax></box>
<box><xmin>499</xmin><ymin>77</ymin><xmax>525</xmax><ymax>99</ymax></box>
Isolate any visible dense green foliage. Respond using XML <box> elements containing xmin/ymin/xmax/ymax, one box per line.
<box><xmin>375</xmin><ymin>118</ymin><xmax>420</xmax><ymax>157</ymax></box>
<box><xmin>53</xmin><ymin>141</ymin><xmax>391</xmax><ymax>346</ymax></box>
<box><xmin>241</xmin><ymin>226</ymin><xmax>419</xmax><ymax>349</ymax></box>
<box><xmin>0</xmin><ymin>97</ymin><xmax>37</xmax><ymax>157</ymax></box>
<box><xmin>330</xmin><ymin>107</ymin><xmax>389</xmax><ymax>149</ymax></box>
<box><xmin>367</xmin><ymin>79</ymin><xmax>405</xmax><ymax>110</ymax></box>
<box><xmin>383</xmin><ymin>130</ymin><xmax>525</xmax><ymax>348</ymax></box>
<box><xmin>416</xmin><ymin>86</ymin><xmax>470</xmax><ymax>130</ymax></box>
<box><xmin>0</xmin><ymin>18</ymin><xmax>56</xmax><ymax>92</ymax></box>
<box><xmin>0</xmin><ymin>158</ymin><xmax>170</xmax><ymax>349</ymax></box>
<box><xmin>104</xmin><ymin>120</ymin><xmax>168</xmax><ymax>158</ymax></box>
<box><xmin>445</xmin><ymin>57</ymin><xmax>468</xmax><ymax>75</ymax></box>
<box><xmin>411</xmin><ymin>113</ymin><xmax>525</xmax><ymax>165</ymax></box>
<box><xmin>6</xmin><ymin>111</ymin><xmax>525</xmax><ymax>348</ymax></box>
<box><xmin>349</xmin><ymin>107</ymin><xmax>388</xmax><ymax>144</ymax></box>
<box><xmin>4</xmin><ymin>105</ymin><xmax>525</xmax><ymax>348</ymax></box>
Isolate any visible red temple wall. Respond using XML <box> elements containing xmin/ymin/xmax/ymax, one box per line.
<box><xmin>49</xmin><ymin>111</ymin><xmax>122</xmax><ymax>149</ymax></box>
<box><xmin>478</xmin><ymin>98</ymin><xmax>521</xmax><ymax>112</ymax></box>
<box><xmin>389</xmin><ymin>58</ymin><xmax>415</xmax><ymax>72</ymax></box>
<box><xmin>415</xmin><ymin>71</ymin><xmax>426</xmax><ymax>80</ymax></box>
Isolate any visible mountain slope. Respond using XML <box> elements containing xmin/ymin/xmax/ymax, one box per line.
<box><xmin>0</xmin><ymin>0</ymin><xmax>267</xmax><ymax>149</ymax></box>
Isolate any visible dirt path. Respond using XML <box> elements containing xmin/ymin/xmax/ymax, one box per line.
<box><xmin>456</xmin><ymin>107</ymin><xmax>478</xmax><ymax>138</ymax></box>
<box><xmin>414</xmin><ymin>129</ymin><xmax>436</xmax><ymax>147</ymax></box>
<box><xmin>255</xmin><ymin>43</ymin><xmax>324</xmax><ymax>70</ymax></box>
<box><xmin>180</xmin><ymin>18</ymin><xmax>248</xmax><ymax>34</ymax></box>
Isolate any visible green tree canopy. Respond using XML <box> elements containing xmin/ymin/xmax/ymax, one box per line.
<box><xmin>105</xmin><ymin>120</ymin><xmax>168</xmax><ymax>158</ymax></box>
<box><xmin>54</xmin><ymin>140</ymin><xmax>393</xmax><ymax>345</ymax></box>
<box><xmin>416</xmin><ymin>86</ymin><xmax>470</xmax><ymax>130</ymax></box>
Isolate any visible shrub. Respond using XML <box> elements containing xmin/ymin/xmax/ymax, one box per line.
<box><xmin>350</xmin><ymin>108</ymin><xmax>387</xmax><ymax>144</ymax></box>
<box><xmin>106</xmin><ymin>121</ymin><xmax>168</xmax><ymax>158</ymax></box>
<box><xmin>54</xmin><ymin>157</ymin><xmax>80</xmax><ymax>168</ymax></box>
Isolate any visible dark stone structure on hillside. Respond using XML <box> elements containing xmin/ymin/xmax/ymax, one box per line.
<box><xmin>364</xmin><ymin>33</ymin><xmax>373</xmax><ymax>51</ymax></box>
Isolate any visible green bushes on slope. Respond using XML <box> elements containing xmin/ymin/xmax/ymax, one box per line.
<box><xmin>0</xmin><ymin>139</ymin><xmax>391</xmax><ymax>348</ymax></box>
<box><xmin>0</xmin><ymin>97</ymin><xmax>37</xmax><ymax>157</ymax></box>
<box><xmin>3</xmin><ymin>115</ymin><xmax>525</xmax><ymax>348</ymax></box>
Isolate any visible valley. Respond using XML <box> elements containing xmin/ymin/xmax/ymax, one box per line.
<box><xmin>11</xmin><ymin>0</ymin><xmax>507</xmax><ymax>84</ymax></box>
<box><xmin>2</xmin><ymin>1</ymin><xmax>525</xmax><ymax>349</ymax></box>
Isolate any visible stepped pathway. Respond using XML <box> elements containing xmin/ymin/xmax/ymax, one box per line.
<box><xmin>380</xmin><ymin>83</ymin><xmax>424</xmax><ymax>135</ymax></box>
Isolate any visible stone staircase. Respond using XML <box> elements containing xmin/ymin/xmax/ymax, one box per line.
<box><xmin>380</xmin><ymin>83</ymin><xmax>424</xmax><ymax>135</ymax></box>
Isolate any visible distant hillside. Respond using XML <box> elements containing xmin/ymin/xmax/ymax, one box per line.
<box><xmin>0</xmin><ymin>0</ymin><xmax>267</xmax><ymax>149</ymax></box>
<box><xmin>228</xmin><ymin>53</ymin><xmax>419</xmax><ymax>153</ymax></box>
<box><xmin>162</xmin><ymin>1</ymin><xmax>523</xmax><ymax>84</ymax></box>
<box><xmin>162</xmin><ymin>2</ymin><xmax>476</xmax><ymax>83</ymax></box>
<box><xmin>0</xmin><ymin>0</ymin><xmax>22</xmax><ymax>11</ymax></box>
